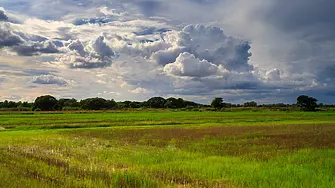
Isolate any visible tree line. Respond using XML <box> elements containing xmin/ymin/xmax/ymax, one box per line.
<box><xmin>0</xmin><ymin>95</ymin><xmax>331</xmax><ymax>112</ymax></box>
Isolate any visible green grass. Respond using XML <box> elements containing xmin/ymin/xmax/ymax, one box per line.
<box><xmin>1</xmin><ymin>111</ymin><xmax>335</xmax><ymax>130</ymax></box>
<box><xmin>0</xmin><ymin>111</ymin><xmax>334</xmax><ymax>187</ymax></box>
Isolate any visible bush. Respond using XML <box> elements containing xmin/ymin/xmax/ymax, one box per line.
<box><xmin>34</xmin><ymin>108</ymin><xmax>41</xmax><ymax>111</ymax></box>
<box><xmin>62</xmin><ymin>107</ymin><xmax>82</xmax><ymax>111</ymax></box>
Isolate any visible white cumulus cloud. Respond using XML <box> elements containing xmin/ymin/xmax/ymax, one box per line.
<box><xmin>164</xmin><ymin>52</ymin><xmax>218</xmax><ymax>77</ymax></box>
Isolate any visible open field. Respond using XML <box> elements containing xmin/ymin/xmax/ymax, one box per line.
<box><xmin>0</xmin><ymin>111</ymin><xmax>334</xmax><ymax>187</ymax></box>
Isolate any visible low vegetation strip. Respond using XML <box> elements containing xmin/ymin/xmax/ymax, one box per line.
<box><xmin>0</xmin><ymin>111</ymin><xmax>334</xmax><ymax>187</ymax></box>
<box><xmin>1</xmin><ymin>111</ymin><xmax>335</xmax><ymax>130</ymax></box>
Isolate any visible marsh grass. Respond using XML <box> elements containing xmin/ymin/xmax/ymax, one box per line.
<box><xmin>1</xmin><ymin>111</ymin><xmax>335</xmax><ymax>130</ymax></box>
<box><xmin>0</xmin><ymin>111</ymin><xmax>334</xmax><ymax>187</ymax></box>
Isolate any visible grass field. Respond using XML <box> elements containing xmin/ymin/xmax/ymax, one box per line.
<box><xmin>0</xmin><ymin>111</ymin><xmax>334</xmax><ymax>187</ymax></box>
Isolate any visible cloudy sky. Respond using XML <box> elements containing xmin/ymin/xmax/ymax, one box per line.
<box><xmin>0</xmin><ymin>0</ymin><xmax>334</xmax><ymax>104</ymax></box>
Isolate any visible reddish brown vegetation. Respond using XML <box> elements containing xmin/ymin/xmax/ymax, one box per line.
<box><xmin>66</xmin><ymin>124</ymin><xmax>335</xmax><ymax>159</ymax></box>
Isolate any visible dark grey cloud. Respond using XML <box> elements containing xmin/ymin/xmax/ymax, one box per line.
<box><xmin>0</xmin><ymin>23</ymin><xmax>23</xmax><ymax>47</ymax></box>
<box><xmin>266</xmin><ymin>0</ymin><xmax>335</xmax><ymax>41</ymax></box>
<box><xmin>152</xmin><ymin>46</ymin><xmax>187</xmax><ymax>66</ymax></box>
<box><xmin>92</xmin><ymin>36</ymin><xmax>115</xmax><ymax>58</ymax></box>
<box><xmin>134</xmin><ymin>27</ymin><xmax>171</xmax><ymax>36</ymax></box>
<box><xmin>73</xmin><ymin>17</ymin><xmax>116</xmax><ymax>26</ymax></box>
<box><xmin>150</xmin><ymin>25</ymin><xmax>253</xmax><ymax>72</ymax></box>
<box><xmin>182</xmin><ymin>25</ymin><xmax>253</xmax><ymax>72</ymax></box>
<box><xmin>68</xmin><ymin>58</ymin><xmax>112</xmax><ymax>69</ymax></box>
<box><xmin>67</xmin><ymin>39</ymin><xmax>86</xmax><ymax>56</ymax></box>
<box><xmin>0</xmin><ymin>23</ymin><xmax>61</xmax><ymax>56</ymax></box>
<box><xmin>12</xmin><ymin>41</ymin><xmax>60</xmax><ymax>56</ymax></box>
<box><xmin>52</xmin><ymin>40</ymin><xmax>64</xmax><ymax>48</ymax></box>
<box><xmin>0</xmin><ymin>7</ymin><xmax>9</xmax><ymax>21</ymax></box>
<box><xmin>56</xmin><ymin>54</ymin><xmax>113</xmax><ymax>69</ymax></box>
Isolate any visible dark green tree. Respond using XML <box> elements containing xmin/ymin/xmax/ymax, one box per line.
<box><xmin>105</xmin><ymin>99</ymin><xmax>118</xmax><ymax>109</ymax></box>
<box><xmin>80</xmin><ymin>98</ymin><xmax>117</xmax><ymax>110</ymax></box>
<box><xmin>87</xmin><ymin>98</ymin><xmax>107</xmax><ymax>110</ymax></box>
<box><xmin>165</xmin><ymin>98</ymin><xmax>186</xmax><ymax>108</ymax></box>
<box><xmin>34</xmin><ymin>95</ymin><xmax>58</xmax><ymax>111</ymax></box>
<box><xmin>297</xmin><ymin>95</ymin><xmax>318</xmax><ymax>111</ymax></box>
<box><xmin>211</xmin><ymin>97</ymin><xmax>223</xmax><ymax>109</ymax></box>
<box><xmin>147</xmin><ymin>97</ymin><xmax>167</xmax><ymax>108</ymax></box>
<box><xmin>64</xmin><ymin>99</ymin><xmax>80</xmax><ymax>107</ymax></box>
<box><xmin>244</xmin><ymin>101</ymin><xmax>258</xmax><ymax>107</ymax></box>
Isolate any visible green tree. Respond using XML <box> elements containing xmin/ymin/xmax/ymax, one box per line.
<box><xmin>80</xmin><ymin>98</ymin><xmax>117</xmax><ymax>110</ymax></box>
<box><xmin>105</xmin><ymin>99</ymin><xmax>118</xmax><ymax>109</ymax></box>
<box><xmin>147</xmin><ymin>97</ymin><xmax>167</xmax><ymax>108</ymax></box>
<box><xmin>297</xmin><ymin>95</ymin><xmax>318</xmax><ymax>111</ymax></box>
<box><xmin>211</xmin><ymin>98</ymin><xmax>223</xmax><ymax>109</ymax></box>
<box><xmin>87</xmin><ymin>98</ymin><xmax>107</xmax><ymax>110</ymax></box>
<box><xmin>34</xmin><ymin>95</ymin><xmax>58</xmax><ymax>111</ymax></box>
<box><xmin>244</xmin><ymin>101</ymin><xmax>258</xmax><ymax>107</ymax></box>
<box><xmin>165</xmin><ymin>98</ymin><xmax>186</xmax><ymax>108</ymax></box>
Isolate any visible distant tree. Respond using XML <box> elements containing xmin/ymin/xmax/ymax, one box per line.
<box><xmin>8</xmin><ymin>101</ymin><xmax>17</xmax><ymax>108</ymax></box>
<box><xmin>80</xmin><ymin>99</ymin><xmax>90</xmax><ymax>110</ymax></box>
<box><xmin>34</xmin><ymin>95</ymin><xmax>58</xmax><ymax>111</ymax></box>
<box><xmin>165</xmin><ymin>98</ymin><xmax>186</xmax><ymax>108</ymax></box>
<box><xmin>119</xmin><ymin>101</ymin><xmax>143</xmax><ymax>108</ymax></box>
<box><xmin>58</xmin><ymin>98</ymin><xmax>70</xmax><ymax>107</ymax></box>
<box><xmin>184</xmin><ymin>100</ymin><xmax>201</xmax><ymax>107</ymax></box>
<box><xmin>131</xmin><ymin>102</ymin><xmax>143</xmax><ymax>108</ymax></box>
<box><xmin>222</xmin><ymin>102</ymin><xmax>232</xmax><ymax>108</ymax></box>
<box><xmin>211</xmin><ymin>98</ymin><xmax>223</xmax><ymax>109</ymax></box>
<box><xmin>21</xmin><ymin>101</ymin><xmax>33</xmax><ymax>108</ymax></box>
<box><xmin>118</xmin><ymin>101</ymin><xmax>131</xmax><ymax>108</ymax></box>
<box><xmin>297</xmin><ymin>95</ymin><xmax>318</xmax><ymax>111</ymax></box>
<box><xmin>2</xmin><ymin>100</ymin><xmax>9</xmax><ymax>108</ymax></box>
<box><xmin>64</xmin><ymin>99</ymin><xmax>80</xmax><ymax>107</ymax></box>
<box><xmin>147</xmin><ymin>97</ymin><xmax>167</xmax><ymax>108</ymax></box>
<box><xmin>244</xmin><ymin>101</ymin><xmax>258</xmax><ymax>107</ymax></box>
<box><xmin>105</xmin><ymin>99</ymin><xmax>118</xmax><ymax>109</ymax></box>
<box><xmin>57</xmin><ymin>98</ymin><xmax>79</xmax><ymax>110</ymax></box>
<box><xmin>80</xmin><ymin>98</ymin><xmax>117</xmax><ymax>110</ymax></box>
<box><xmin>87</xmin><ymin>98</ymin><xmax>107</xmax><ymax>110</ymax></box>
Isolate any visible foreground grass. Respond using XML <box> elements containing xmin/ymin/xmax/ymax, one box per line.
<box><xmin>0</xmin><ymin>111</ymin><xmax>334</xmax><ymax>187</ymax></box>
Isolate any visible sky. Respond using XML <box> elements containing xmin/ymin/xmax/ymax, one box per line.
<box><xmin>0</xmin><ymin>0</ymin><xmax>334</xmax><ymax>104</ymax></box>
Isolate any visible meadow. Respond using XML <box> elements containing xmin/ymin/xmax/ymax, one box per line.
<box><xmin>0</xmin><ymin>111</ymin><xmax>334</xmax><ymax>187</ymax></box>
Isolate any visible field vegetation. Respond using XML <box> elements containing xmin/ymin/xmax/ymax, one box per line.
<box><xmin>0</xmin><ymin>111</ymin><xmax>334</xmax><ymax>187</ymax></box>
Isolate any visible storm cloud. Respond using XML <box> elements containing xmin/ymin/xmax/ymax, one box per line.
<box><xmin>1</xmin><ymin>0</ymin><xmax>335</xmax><ymax>103</ymax></box>
<box><xmin>0</xmin><ymin>23</ymin><xmax>23</xmax><ymax>47</ymax></box>
<box><xmin>13</xmin><ymin>40</ymin><xmax>60</xmax><ymax>56</ymax></box>
<box><xmin>151</xmin><ymin>25</ymin><xmax>253</xmax><ymax>72</ymax></box>
<box><xmin>0</xmin><ymin>7</ymin><xmax>8</xmax><ymax>21</ymax></box>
